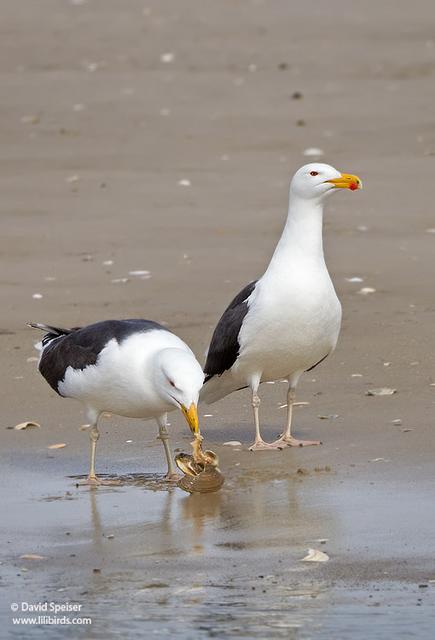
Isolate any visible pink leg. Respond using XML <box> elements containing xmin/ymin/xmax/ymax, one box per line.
<box><xmin>157</xmin><ymin>418</ymin><xmax>181</xmax><ymax>480</ymax></box>
<box><xmin>270</xmin><ymin>386</ymin><xmax>321</xmax><ymax>448</ymax></box>
<box><xmin>248</xmin><ymin>390</ymin><xmax>285</xmax><ymax>451</ymax></box>
<box><xmin>78</xmin><ymin>425</ymin><xmax>121</xmax><ymax>485</ymax></box>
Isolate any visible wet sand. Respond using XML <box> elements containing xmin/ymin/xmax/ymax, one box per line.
<box><xmin>1</xmin><ymin>0</ymin><xmax>435</xmax><ymax>637</ymax></box>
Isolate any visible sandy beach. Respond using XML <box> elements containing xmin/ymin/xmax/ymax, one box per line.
<box><xmin>1</xmin><ymin>0</ymin><xmax>435</xmax><ymax>637</ymax></box>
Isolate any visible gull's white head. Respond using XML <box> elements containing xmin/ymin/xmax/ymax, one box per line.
<box><xmin>154</xmin><ymin>348</ymin><xmax>205</xmax><ymax>434</ymax></box>
<box><xmin>290</xmin><ymin>163</ymin><xmax>362</xmax><ymax>201</ymax></box>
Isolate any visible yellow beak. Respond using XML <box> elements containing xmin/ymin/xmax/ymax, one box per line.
<box><xmin>326</xmin><ymin>173</ymin><xmax>362</xmax><ymax>191</ymax></box>
<box><xmin>181</xmin><ymin>403</ymin><xmax>199</xmax><ymax>434</ymax></box>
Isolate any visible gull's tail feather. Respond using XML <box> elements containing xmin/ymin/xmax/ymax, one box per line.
<box><xmin>28</xmin><ymin>322</ymin><xmax>73</xmax><ymax>335</ymax></box>
<box><xmin>28</xmin><ymin>322</ymin><xmax>78</xmax><ymax>349</ymax></box>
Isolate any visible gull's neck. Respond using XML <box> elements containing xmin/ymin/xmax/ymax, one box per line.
<box><xmin>265</xmin><ymin>192</ymin><xmax>326</xmax><ymax>275</ymax></box>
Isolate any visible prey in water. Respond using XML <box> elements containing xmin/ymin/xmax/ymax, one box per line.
<box><xmin>175</xmin><ymin>433</ymin><xmax>224</xmax><ymax>494</ymax></box>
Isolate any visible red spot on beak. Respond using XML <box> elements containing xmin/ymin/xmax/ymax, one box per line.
<box><xmin>349</xmin><ymin>182</ymin><xmax>358</xmax><ymax>191</ymax></box>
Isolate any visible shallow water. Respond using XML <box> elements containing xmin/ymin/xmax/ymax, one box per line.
<box><xmin>1</xmin><ymin>451</ymin><xmax>434</xmax><ymax>639</ymax></box>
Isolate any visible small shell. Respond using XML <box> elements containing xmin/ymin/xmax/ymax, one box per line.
<box><xmin>366</xmin><ymin>388</ymin><xmax>397</xmax><ymax>396</ymax></box>
<box><xmin>301</xmin><ymin>548</ymin><xmax>329</xmax><ymax>562</ymax></box>
<box><xmin>14</xmin><ymin>421</ymin><xmax>40</xmax><ymax>430</ymax></box>
<box><xmin>177</xmin><ymin>466</ymin><xmax>224</xmax><ymax>494</ymax></box>
<box><xmin>303</xmin><ymin>147</ymin><xmax>324</xmax><ymax>157</ymax></box>
<box><xmin>47</xmin><ymin>443</ymin><xmax>66</xmax><ymax>450</ymax></box>
<box><xmin>128</xmin><ymin>270</ymin><xmax>150</xmax><ymax>277</ymax></box>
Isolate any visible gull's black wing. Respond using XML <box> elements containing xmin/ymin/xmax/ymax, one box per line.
<box><xmin>204</xmin><ymin>281</ymin><xmax>257</xmax><ymax>381</ymax></box>
<box><xmin>34</xmin><ymin>319</ymin><xmax>167</xmax><ymax>394</ymax></box>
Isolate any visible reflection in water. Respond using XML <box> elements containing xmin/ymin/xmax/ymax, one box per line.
<box><xmin>174</xmin><ymin>475</ymin><xmax>333</xmax><ymax>638</ymax></box>
<box><xmin>73</xmin><ymin>468</ymin><xmax>336</xmax><ymax>638</ymax></box>
<box><xmin>79</xmin><ymin>464</ymin><xmax>337</xmax><ymax>565</ymax></box>
<box><xmin>89</xmin><ymin>488</ymin><xmax>103</xmax><ymax>549</ymax></box>
<box><xmin>179</xmin><ymin>492</ymin><xmax>223</xmax><ymax>554</ymax></box>
<box><xmin>190</xmin><ymin>475</ymin><xmax>336</xmax><ymax>551</ymax></box>
<box><xmin>5</xmin><ymin>453</ymin><xmax>433</xmax><ymax>640</ymax></box>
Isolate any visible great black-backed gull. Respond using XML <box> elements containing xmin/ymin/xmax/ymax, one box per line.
<box><xmin>30</xmin><ymin>319</ymin><xmax>204</xmax><ymax>483</ymax></box>
<box><xmin>201</xmin><ymin>163</ymin><xmax>361</xmax><ymax>450</ymax></box>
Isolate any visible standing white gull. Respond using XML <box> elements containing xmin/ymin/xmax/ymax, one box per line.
<box><xmin>201</xmin><ymin>163</ymin><xmax>361</xmax><ymax>450</ymax></box>
<box><xmin>30</xmin><ymin>319</ymin><xmax>204</xmax><ymax>483</ymax></box>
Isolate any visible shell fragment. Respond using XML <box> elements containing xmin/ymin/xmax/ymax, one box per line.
<box><xmin>366</xmin><ymin>388</ymin><xmax>397</xmax><ymax>396</ymax></box>
<box><xmin>14</xmin><ymin>421</ymin><xmax>40</xmax><ymax>430</ymax></box>
<box><xmin>301</xmin><ymin>548</ymin><xmax>329</xmax><ymax>562</ymax></box>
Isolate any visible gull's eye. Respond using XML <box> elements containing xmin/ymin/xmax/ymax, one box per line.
<box><xmin>310</xmin><ymin>171</ymin><xmax>319</xmax><ymax>176</ymax></box>
<box><xmin>169</xmin><ymin>380</ymin><xmax>175</xmax><ymax>387</ymax></box>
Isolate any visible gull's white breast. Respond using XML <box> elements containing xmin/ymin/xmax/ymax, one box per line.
<box><xmin>237</xmin><ymin>266</ymin><xmax>342</xmax><ymax>381</ymax></box>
